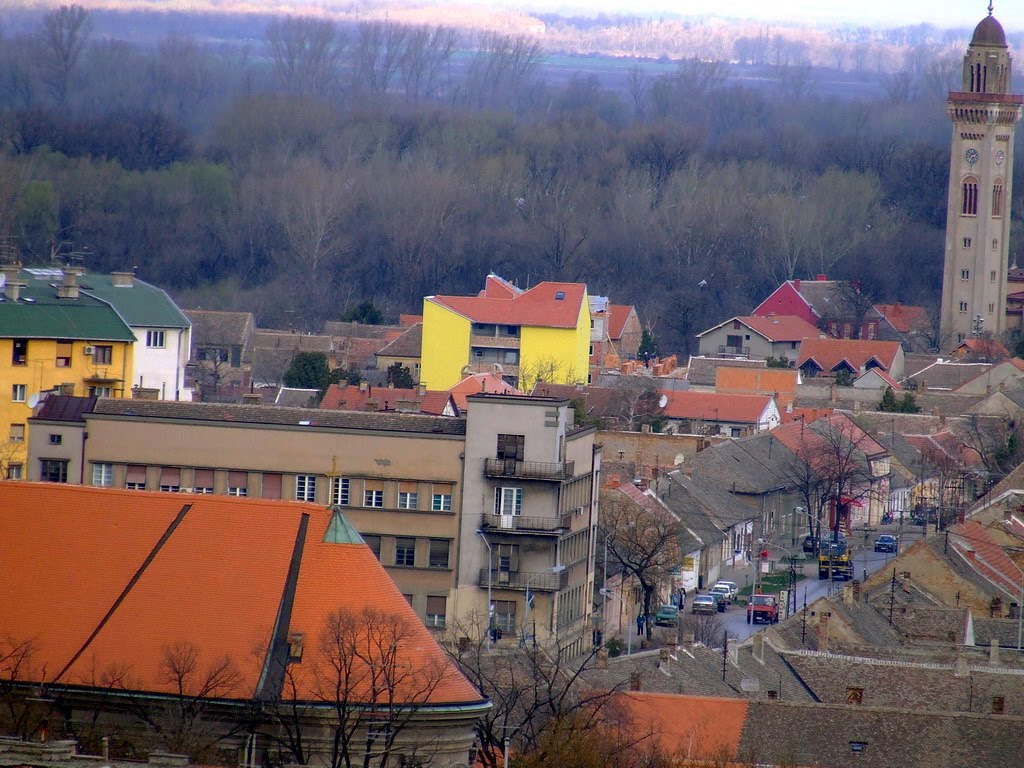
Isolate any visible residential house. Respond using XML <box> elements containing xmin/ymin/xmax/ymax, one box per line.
<box><xmin>589</xmin><ymin>296</ymin><xmax>642</xmax><ymax>381</ymax></box>
<box><xmin>448</xmin><ymin>372</ymin><xmax>519</xmax><ymax>413</ymax></box>
<box><xmin>660</xmin><ymin>390</ymin><xmax>780</xmax><ymax>437</ymax></box>
<box><xmin>684</xmin><ymin>355</ymin><xmax>767</xmax><ymax>386</ymax></box>
<box><xmin>598</xmin><ymin>429</ymin><xmax>717</xmax><ymax>486</ymax></box>
<box><xmin>183</xmin><ymin>309</ymin><xmax>255</xmax><ymax>398</ymax></box>
<box><xmin>875</xmin><ymin>302</ymin><xmax>932</xmax><ymax>350</ymax></box>
<box><xmin>420</xmin><ymin>274</ymin><xmax>590</xmax><ymax>390</ymax></box>
<box><xmin>252</xmin><ymin>329</ymin><xmax>335</xmax><ymax>387</ymax></box>
<box><xmin>460</xmin><ymin>393</ymin><xmax>599</xmax><ymax>657</ymax></box>
<box><xmin>531</xmin><ymin>380</ymin><xmax>660</xmax><ymax>431</ymax></box>
<box><xmin>324</xmin><ymin>320</ymin><xmax>405</xmax><ymax>377</ymax></box>
<box><xmin>714</xmin><ymin>366</ymin><xmax>800</xmax><ymax>411</ymax></box>
<box><xmin>753</xmin><ymin>275</ymin><xmax>887</xmax><ymax>340</ymax></box>
<box><xmin>374</xmin><ymin>322</ymin><xmax>423</xmax><ymax>383</ymax></box>
<box><xmin>696</xmin><ymin>314</ymin><xmax>820</xmax><ymax>362</ymax></box>
<box><xmin>904</xmin><ymin>360</ymin><xmax>993</xmax><ymax>391</ymax></box>
<box><xmin>949</xmin><ymin>337</ymin><xmax>1010</xmax><ymax>362</ymax></box>
<box><xmin>852</xmin><ymin>367</ymin><xmax>902</xmax><ymax>391</ymax></box>
<box><xmin>797</xmin><ymin>338</ymin><xmax>905</xmax><ymax>380</ymax></box>
<box><xmin>319</xmin><ymin>381</ymin><xmax>457</xmax><ymax>416</ymax></box>
<box><xmin>952</xmin><ymin>357</ymin><xmax>1024</xmax><ymax>394</ymax></box>
<box><xmin>0</xmin><ymin>482</ymin><xmax>488</xmax><ymax>766</ymax></box>
<box><xmin>0</xmin><ymin>266</ymin><xmax>135</xmax><ymax>480</ymax></box>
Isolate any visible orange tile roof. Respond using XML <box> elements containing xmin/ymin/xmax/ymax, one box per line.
<box><xmin>781</xmin><ymin>406</ymin><xmax>833</xmax><ymax>424</ymax></box>
<box><xmin>951</xmin><ymin>338</ymin><xmax>1010</xmax><ymax>359</ymax></box>
<box><xmin>606</xmin><ymin>304</ymin><xmax>635</xmax><ymax>340</ymax></box>
<box><xmin>949</xmin><ymin>520</ymin><xmax>1022</xmax><ymax>598</ymax></box>
<box><xmin>715</xmin><ymin>367</ymin><xmax>799</xmax><ymax>407</ymax></box>
<box><xmin>614</xmin><ymin>693</ymin><xmax>748</xmax><ymax>762</ymax></box>
<box><xmin>735</xmin><ymin>314</ymin><xmax>821</xmax><ymax>342</ymax></box>
<box><xmin>448</xmin><ymin>373</ymin><xmax>520</xmax><ymax>410</ymax></box>
<box><xmin>430</xmin><ymin>279</ymin><xmax>586</xmax><ymax>329</ymax></box>
<box><xmin>874</xmin><ymin>303</ymin><xmax>926</xmax><ymax>334</ymax></box>
<box><xmin>320</xmin><ymin>383</ymin><xmax>452</xmax><ymax>415</ymax></box>
<box><xmin>797</xmin><ymin>338</ymin><xmax>900</xmax><ymax>372</ymax></box>
<box><xmin>660</xmin><ymin>390</ymin><xmax>773</xmax><ymax>423</ymax></box>
<box><xmin>0</xmin><ymin>483</ymin><xmax>481</xmax><ymax>706</ymax></box>
<box><xmin>399</xmin><ymin>314</ymin><xmax>423</xmax><ymax>326</ymax></box>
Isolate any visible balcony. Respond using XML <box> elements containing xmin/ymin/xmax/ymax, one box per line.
<box><xmin>718</xmin><ymin>345</ymin><xmax>751</xmax><ymax>357</ymax></box>
<box><xmin>470</xmin><ymin>334</ymin><xmax>521</xmax><ymax>349</ymax></box>
<box><xmin>484</xmin><ymin>458</ymin><xmax>575</xmax><ymax>481</ymax></box>
<box><xmin>480</xmin><ymin>512</ymin><xmax>570</xmax><ymax>535</ymax></box>
<box><xmin>478</xmin><ymin>569</ymin><xmax>569</xmax><ymax>592</ymax></box>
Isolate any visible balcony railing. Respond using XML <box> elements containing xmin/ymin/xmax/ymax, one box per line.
<box><xmin>484</xmin><ymin>458</ymin><xmax>575</xmax><ymax>481</ymax></box>
<box><xmin>480</xmin><ymin>512</ymin><xmax>570</xmax><ymax>534</ymax></box>
<box><xmin>470</xmin><ymin>334</ymin><xmax>521</xmax><ymax>349</ymax></box>
<box><xmin>718</xmin><ymin>345</ymin><xmax>751</xmax><ymax>357</ymax></box>
<box><xmin>478</xmin><ymin>569</ymin><xmax>569</xmax><ymax>592</ymax></box>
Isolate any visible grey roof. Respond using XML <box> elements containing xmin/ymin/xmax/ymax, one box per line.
<box><xmin>904</xmin><ymin>361</ymin><xmax>993</xmax><ymax>390</ymax></box>
<box><xmin>273</xmin><ymin>387</ymin><xmax>321</xmax><ymax>408</ymax></box>
<box><xmin>686</xmin><ymin>433</ymin><xmax>793</xmax><ymax>496</ymax></box>
<box><xmin>255</xmin><ymin>330</ymin><xmax>333</xmax><ymax>354</ymax></box>
<box><xmin>89</xmin><ymin>398</ymin><xmax>466</xmax><ymax>436</ymax></box>
<box><xmin>32</xmin><ymin>395</ymin><xmax>97</xmax><ymax>423</ymax></box>
<box><xmin>580</xmin><ymin>647</ymin><xmax>736</xmax><ymax>698</ymax></box>
<box><xmin>184</xmin><ymin>309</ymin><xmax>254</xmax><ymax>349</ymax></box>
<box><xmin>738</xmin><ymin>699</ymin><xmax>1024</xmax><ymax>768</ymax></box>
<box><xmin>323</xmin><ymin>320</ymin><xmax>401</xmax><ymax>339</ymax></box>
<box><xmin>796</xmin><ymin>280</ymin><xmax>883</xmax><ymax>322</ymax></box>
<box><xmin>376</xmin><ymin>323</ymin><xmax>422</xmax><ymax>358</ymax></box>
<box><xmin>654</xmin><ymin>469</ymin><xmax>753</xmax><ymax>532</ymax></box>
<box><xmin>685</xmin><ymin>356</ymin><xmax>766</xmax><ymax>387</ymax></box>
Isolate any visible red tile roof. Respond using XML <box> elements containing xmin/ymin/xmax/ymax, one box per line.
<box><xmin>614</xmin><ymin>693</ymin><xmax>748</xmax><ymax>762</ymax></box>
<box><xmin>430</xmin><ymin>279</ymin><xmax>586</xmax><ymax>329</ymax></box>
<box><xmin>949</xmin><ymin>520</ymin><xmax>1023</xmax><ymax>599</ymax></box>
<box><xmin>734</xmin><ymin>315</ymin><xmax>821</xmax><ymax>342</ymax></box>
<box><xmin>874</xmin><ymin>303</ymin><xmax>926</xmax><ymax>334</ymax></box>
<box><xmin>448</xmin><ymin>373</ymin><xmax>520</xmax><ymax>410</ymax></box>
<box><xmin>660</xmin><ymin>390</ymin><xmax>773</xmax><ymax>424</ymax></box>
<box><xmin>607</xmin><ymin>304</ymin><xmax>635</xmax><ymax>340</ymax></box>
<box><xmin>797</xmin><ymin>338</ymin><xmax>901</xmax><ymax>373</ymax></box>
<box><xmin>0</xmin><ymin>482</ymin><xmax>481</xmax><ymax>705</ymax></box>
<box><xmin>320</xmin><ymin>383</ymin><xmax>452</xmax><ymax>415</ymax></box>
<box><xmin>951</xmin><ymin>338</ymin><xmax>1010</xmax><ymax>360</ymax></box>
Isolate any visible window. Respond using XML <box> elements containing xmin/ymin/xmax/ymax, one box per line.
<box><xmin>146</xmin><ymin>330</ymin><xmax>166</xmax><ymax>348</ymax></box>
<box><xmin>496</xmin><ymin>433</ymin><xmax>525</xmax><ymax>461</ymax></box>
<box><xmin>398</xmin><ymin>485</ymin><xmax>418</xmax><ymax>510</ymax></box>
<box><xmin>159</xmin><ymin>467</ymin><xmax>180</xmax><ymax>493</ymax></box>
<box><xmin>9</xmin><ymin>424</ymin><xmax>24</xmax><ymax>443</ymax></box>
<box><xmin>228</xmin><ymin>471</ymin><xmax>248</xmax><ymax>496</ymax></box>
<box><xmin>92</xmin><ymin>463</ymin><xmax>113</xmax><ymax>487</ymax></box>
<box><xmin>989</xmin><ymin>303</ymin><xmax>996</xmax><ymax>315</ymax></box>
<box><xmin>588</xmin><ymin>344</ymin><xmax>594</xmax><ymax>356</ymax></box>
<box><xmin>993</xmin><ymin>182</ymin><xmax>1004</xmax><ymax>217</ymax></box>
<box><xmin>93</xmin><ymin>345</ymin><xmax>112</xmax><ymax>365</ymax></box>
<box><xmin>959</xmin><ymin>302</ymin><xmax>969</xmax><ymax>313</ymax></box>
<box><xmin>963</xmin><ymin>237</ymin><xmax>972</xmax><ymax>248</ymax></box>
<box><xmin>89</xmin><ymin>386</ymin><xmax>112</xmax><ymax>397</ymax></box>
<box><xmin>54</xmin><ymin>340</ymin><xmax>73</xmax><ymax>367</ymax></box>
<box><xmin>429</xmin><ymin>539</ymin><xmax>450</xmax><ymax>569</ymax></box>
<box><xmin>494</xmin><ymin>600</ymin><xmax>517</xmax><ymax>633</ymax></box>
<box><xmin>295</xmin><ymin>474</ymin><xmax>317</xmax><ymax>502</ymax></box>
<box><xmin>395</xmin><ymin>538</ymin><xmax>416</xmax><ymax>566</ymax></box>
<box><xmin>364</xmin><ymin>535</ymin><xmax>381</xmax><ymax>559</ymax></box>
<box><xmin>125</xmin><ymin>464</ymin><xmax>146</xmax><ymax>490</ymax></box>
<box><xmin>7</xmin><ymin>463</ymin><xmax>22</xmax><ymax>480</ymax></box>
<box><xmin>331</xmin><ymin>477</ymin><xmax>351</xmax><ymax>505</ymax></box>
<box><xmin>432</xmin><ymin>485</ymin><xmax>453</xmax><ymax>512</ymax></box>
<box><xmin>961</xmin><ymin>269</ymin><xmax>970</xmax><ymax>280</ymax></box>
<box><xmin>40</xmin><ymin>459</ymin><xmax>68</xmax><ymax>483</ymax></box>
<box><xmin>425</xmin><ymin>596</ymin><xmax>447</xmax><ymax>628</ymax></box>
<box><xmin>866</xmin><ymin>323</ymin><xmax>876</xmax><ymax>340</ymax></box>
<box><xmin>364</xmin><ymin>488</ymin><xmax>384</xmax><ymax>508</ymax></box>
<box><xmin>262</xmin><ymin>473</ymin><xmax>282</xmax><ymax>499</ymax></box>
<box><xmin>49</xmin><ymin>433</ymin><xmax>62</xmax><ymax>445</ymax></box>
<box><xmin>991</xmin><ymin>270</ymin><xmax>998</xmax><ymax>282</ymax></box>
<box><xmin>962</xmin><ymin>177</ymin><xmax>978</xmax><ymax>215</ymax></box>
<box><xmin>12</xmin><ymin>384</ymin><xmax>26</xmax><ymax>402</ymax></box>
<box><xmin>494</xmin><ymin>487</ymin><xmax>523</xmax><ymax>516</ymax></box>
<box><xmin>193</xmin><ymin>469</ymin><xmax>214</xmax><ymax>494</ymax></box>
<box><xmin>993</xmin><ymin>238</ymin><xmax>999</xmax><ymax>251</ymax></box>
<box><xmin>12</xmin><ymin>339</ymin><xmax>27</xmax><ymax>366</ymax></box>
<box><xmin>992</xmin><ymin>696</ymin><xmax>1005</xmax><ymax>714</ymax></box>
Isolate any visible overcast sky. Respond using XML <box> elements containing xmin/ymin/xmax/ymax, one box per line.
<box><xmin>493</xmin><ymin>1</ymin><xmax>1024</xmax><ymax>30</ymax></box>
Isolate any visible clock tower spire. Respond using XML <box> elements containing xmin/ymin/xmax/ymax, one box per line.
<box><xmin>939</xmin><ymin>8</ymin><xmax>1022</xmax><ymax>348</ymax></box>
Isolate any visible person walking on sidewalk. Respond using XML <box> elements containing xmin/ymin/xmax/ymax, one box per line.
<box><xmin>636</xmin><ymin>612</ymin><xmax>646</xmax><ymax>636</ymax></box>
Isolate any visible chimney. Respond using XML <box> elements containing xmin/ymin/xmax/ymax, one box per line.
<box><xmin>359</xmin><ymin>380</ymin><xmax>368</xmax><ymax>392</ymax></box>
<box><xmin>842</xmin><ymin>584</ymin><xmax>854</xmax><ymax>606</ymax></box>
<box><xmin>852</xmin><ymin>580</ymin><xmax>862</xmax><ymax>602</ymax></box>
<box><xmin>418</xmin><ymin>383</ymin><xmax>427</xmax><ymax>396</ymax></box>
<box><xmin>1</xmin><ymin>262</ymin><xmax>20</xmax><ymax>284</ymax></box>
<box><xmin>3</xmin><ymin>281</ymin><xmax>25</xmax><ymax>302</ymax></box>
<box><xmin>816</xmin><ymin>274</ymin><xmax>827</xmax><ymax>281</ymax></box>
<box><xmin>241</xmin><ymin>393</ymin><xmax>261</xmax><ymax>405</ymax></box>
<box><xmin>793</xmin><ymin>278</ymin><xmax>801</xmax><ymax>291</ymax></box>
<box><xmin>629</xmin><ymin>671</ymin><xmax>642</xmax><ymax>691</ymax></box>
<box><xmin>954</xmin><ymin>654</ymin><xmax>970</xmax><ymax>678</ymax></box>
<box><xmin>816</xmin><ymin>614</ymin><xmax>829</xmax><ymax>653</ymax></box>
<box><xmin>728</xmin><ymin>639</ymin><xmax>739</xmax><ymax>667</ymax></box>
<box><xmin>288</xmin><ymin>632</ymin><xmax>304</xmax><ymax>662</ymax></box>
<box><xmin>56</xmin><ymin>270</ymin><xmax>79</xmax><ymax>300</ymax></box>
<box><xmin>990</xmin><ymin>637</ymin><xmax>1000</xmax><ymax>666</ymax></box>
<box><xmin>110</xmin><ymin>270</ymin><xmax>135</xmax><ymax>287</ymax></box>
<box><xmin>658</xmin><ymin>648</ymin><xmax>672</xmax><ymax>675</ymax></box>
<box><xmin>752</xmin><ymin>633</ymin><xmax>765</xmax><ymax>665</ymax></box>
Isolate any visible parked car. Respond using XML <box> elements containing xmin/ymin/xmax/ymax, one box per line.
<box><xmin>746</xmin><ymin>594</ymin><xmax>779</xmax><ymax>625</ymax></box>
<box><xmin>874</xmin><ymin>534</ymin><xmax>899</xmax><ymax>553</ymax></box>
<box><xmin>691</xmin><ymin>594</ymin><xmax>719</xmax><ymax>615</ymax></box>
<box><xmin>802</xmin><ymin>535</ymin><xmax>818</xmax><ymax>554</ymax></box>
<box><xmin>654</xmin><ymin>604</ymin><xmax>680</xmax><ymax>627</ymax></box>
<box><xmin>709</xmin><ymin>584</ymin><xmax>734</xmax><ymax>604</ymax></box>
<box><xmin>713</xmin><ymin>581</ymin><xmax>739</xmax><ymax>601</ymax></box>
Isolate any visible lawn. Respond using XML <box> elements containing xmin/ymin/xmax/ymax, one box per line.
<box><xmin>737</xmin><ymin>571</ymin><xmax>807</xmax><ymax>601</ymax></box>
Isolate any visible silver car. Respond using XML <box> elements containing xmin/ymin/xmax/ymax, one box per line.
<box><xmin>711</xmin><ymin>581</ymin><xmax>738</xmax><ymax>602</ymax></box>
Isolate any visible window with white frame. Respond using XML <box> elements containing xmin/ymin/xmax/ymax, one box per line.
<box><xmin>7</xmin><ymin>463</ymin><xmax>22</xmax><ymax>480</ymax></box>
<box><xmin>11</xmin><ymin>384</ymin><xmax>26</xmax><ymax>402</ymax></box>
<box><xmin>395</xmin><ymin>537</ymin><xmax>416</xmax><ymax>566</ymax></box>
<box><xmin>92</xmin><ymin>463</ymin><xmax>114</xmax><ymax>487</ymax></box>
<box><xmin>227</xmin><ymin>486</ymin><xmax>248</xmax><ymax>497</ymax></box>
<box><xmin>330</xmin><ymin>476</ymin><xmax>350</xmax><ymax>505</ymax></box>
<box><xmin>146</xmin><ymin>330</ymin><xmax>166</xmax><ymax>348</ymax></box>
<box><xmin>431</xmin><ymin>486</ymin><xmax>452</xmax><ymax>511</ymax></box>
<box><xmin>295</xmin><ymin>475</ymin><xmax>317</xmax><ymax>502</ymax></box>
<box><xmin>364</xmin><ymin>489</ymin><xmax>384</xmax><ymax>507</ymax></box>
<box><xmin>425</xmin><ymin>595</ymin><xmax>447</xmax><ymax>628</ymax></box>
<box><xmin>398</xmin><ymin>484</ymin><xmax>418</xmax><ymax>510</ymax></box>
<box><xmin>494</xmin><ymin>487</ymin><xmax>523</xmax><ymax>516</ymax></box>
<box><xmin>89</xmin><ymin>386</ymin><xmax>113</xmax><ymax>397</ymax></box>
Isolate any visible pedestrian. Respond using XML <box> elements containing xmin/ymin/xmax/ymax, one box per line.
<box><xmin>636</xmin><ymin>612</ymin><xmax>645</xmax><ymax>636</ymax></box>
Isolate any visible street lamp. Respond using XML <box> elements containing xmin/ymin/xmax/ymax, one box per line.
<box><xmin>476</xmin><ymin>529</ymin><xmax>493</xmax><ymax>650</ymax></box>
<box><xmin>602</xmin><ymin>522</ymin><xmax>635</xmax><ymax>636</ymax></box>
<box><xmin>773</xmin><ymin>543</ymin><xmax>802</xmax><ymax>617</ymax></box>
<box><xmin>524</xmin><ymin>564</ymin><xmax>566</xmax><ymax>646</ymax></box>
<box><xmin>599</xmin><ymin>588</ymin><xmax>632</xmax><ymax>656</ymax></box>
<box><xmin>793</xmin><ymin>506</ymin><xmax>806</xmax><ymax>547</ymax></box>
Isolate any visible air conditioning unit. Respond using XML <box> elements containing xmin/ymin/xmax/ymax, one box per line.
<box><xmin>178</xmin><ymin>487</ymin><xmax>193</xmax><ymax>493</ymax></box>
<box><xmin>497</xmin><ymin>571</ymin><xmax>510</xmax><ymax>584</ymax></box>
<box><xmin>83</xmin><ymin>345</ymin><xmax>95</xmax><ymax>355</ymax></box>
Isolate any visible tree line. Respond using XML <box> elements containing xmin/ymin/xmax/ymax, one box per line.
<box><xmin>0</xmin><ymin>5</ymin><xmax>1021</xmax><ymax>354</ymax></box>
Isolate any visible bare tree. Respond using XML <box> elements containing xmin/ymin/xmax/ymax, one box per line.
<box><xmin>265</xmin><ymin>16</ymin><xmax>344</xmax><ymax>98</ymax></box>
<box><xmin>401</xmin><ymin>25</ymin><xmax>458</xmax><ymax>103</ymax></box>
<box><xmin>679</xmin><ymin>612</ymin><xmax>725</xmax><ymax>648</ymax></box>
<box><xmin>609</xmin><ymin>376</ymin><xmax>661</xmax><ymax>431</ymax></box>
<box><xmin>462</xmin><ymin>32</ymin><xmax>543</xmax><ymax>110</ymax></box>
<box><xmin>38</xmin><ymin>4</ymin><xmax>91</xmax><ymax>106</ymax></box>
<box><xmin>0</xmin><ymin>634</ymin><xmax>44</xmax><ymax>740</ymax></box>
<box><xmin>351</xmin><ymin>21</ymin><xmax>409</xmax><ymax>97</ymax></box>
<box><xmin>148</xmin><ymin>35</ymin><xmax>213</xmax><ymax>121</ymax></box>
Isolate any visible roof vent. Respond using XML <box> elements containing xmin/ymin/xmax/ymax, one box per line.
<box><xmin>555</xmin><ymin>291</ymin><xmax>565</xmax><ymax>300</ymax></box>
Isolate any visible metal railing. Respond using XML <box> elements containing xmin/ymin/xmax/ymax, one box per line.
<box><xmin>718</xmin><ymin>345</ymin><xmax>751</xmax><ymax>356</ymax></box>
<box><xmin>484</xmin><ymin>458</ymin><xmax>575</xmax><ymax>481</ymax></box>
<box><xmin>478</xmin><ymin>569</ymin><xmax>569</xmax><ymax>592</ymax></box>
<box><xmin>479</xmin><ymin>513</ymin><xmax>570</xmax><ymax>534</ymax></box>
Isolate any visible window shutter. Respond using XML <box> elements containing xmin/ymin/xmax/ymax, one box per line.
<box><xmin>262</xmin><ymin>473</ymin><xmax>282</xmax><ymax>498</ymax></box>
<box><xmin>194</xmin><ymin>468</ymin><xmax>214</xmax><ymax>487</ymax></box>
<box><xmin>228</xmin><ymin>471</ymin><xmax>248</xmax><ymax>489</ymax></box>
<box><xmin>160</xmin><ymin>467</ymin><xmax>180</xmax><ymax>486</ymax></box>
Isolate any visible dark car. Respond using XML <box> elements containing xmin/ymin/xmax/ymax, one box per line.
<box><xmin>874</xmin><ymin>534</ymin><xmax>899</xmax><ymax>553</ymax></box>
<box><xmin>802</xmin><ymin>535</ymin><xmax>818</xmax><ymax>554</ymax></box>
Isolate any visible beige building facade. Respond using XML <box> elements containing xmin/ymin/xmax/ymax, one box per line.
<box><xmin>940</xmin><ymin>11</ymin><xmax>1022</xmax><ymax>347</ymax></box>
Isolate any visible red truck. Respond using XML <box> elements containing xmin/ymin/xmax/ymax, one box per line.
<box><xmin>746</xmin><ymin>594</ymin><xmax>779</xmax><ymax>625</ymax></box>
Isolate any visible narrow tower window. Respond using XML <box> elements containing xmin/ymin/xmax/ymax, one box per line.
<box><xmin>993</xmin><ymin>182</ymin><xmax>1004</xmax><ymax>217</ymax></box>
<box><xmin>962</xmin><ymin>177</ymin><xmax>978</xmax><ymax>216</ymax></box>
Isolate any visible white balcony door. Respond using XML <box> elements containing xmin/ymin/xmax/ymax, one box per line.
<box><xmin>495</xmin><ymin>487</ymin><xmax>523</xmax><ymax>528</ymax></box>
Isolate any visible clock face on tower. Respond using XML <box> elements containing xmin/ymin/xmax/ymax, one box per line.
<box><xmin>996</xmin><ymin>150</ymin><xmax>1006</xmax><ymax>166</ymax></box>
<box><xmin>966</xmin><ymin>148</ymin><xmax>980</xmax><ymax>165</ymax></box>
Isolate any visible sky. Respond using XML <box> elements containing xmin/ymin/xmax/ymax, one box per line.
<box><xmin>493</xmin><ymin>1</ymin><xmax>1024</xmax><ymax>30</ymax></box>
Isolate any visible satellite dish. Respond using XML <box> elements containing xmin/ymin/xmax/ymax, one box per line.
<box><xmin>658</xmin><ymin>394</ymin><xmax>668</xmax><ymax>409</ymax></box>
<box><xmin>26</xmin><ymin>393</ymin><xmax>40</xmax><ymax>409</ymax></box>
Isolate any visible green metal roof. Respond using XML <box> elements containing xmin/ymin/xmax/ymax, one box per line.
<box><xmin>323</xmin><ymin>506</ymin><xmax>366</xmax><ymax>544</ymax></box>
<box><xmin>77</xmin><ymin>272</ymin><xmax>190</xmax><ymax>329</ymax></box>
<box><xmin>0</xmin><ymin>273</ymin><xmax>136</xmax><ymax>341</ymax></box>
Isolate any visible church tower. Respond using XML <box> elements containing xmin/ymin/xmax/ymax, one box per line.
<box><xmin>940</xmin><ymin>4</ymin><xmax>1022</xmax><ymax>348</ymax></box>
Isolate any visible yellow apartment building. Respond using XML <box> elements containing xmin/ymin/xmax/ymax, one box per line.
<box><xmin>420</xmin><ymin>274</ymin><xmax>591</xmax><ymax>391</ymax></box>
<box><xmin>0</xmin><ymin>266</ymin><xmax>134</xmax><ymax>479</ymax></box>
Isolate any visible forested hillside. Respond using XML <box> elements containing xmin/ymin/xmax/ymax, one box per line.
<box><xmin>0</xmin><ymin>5</ymin><xmax>1020</xmax><ymax>354</ymax></box>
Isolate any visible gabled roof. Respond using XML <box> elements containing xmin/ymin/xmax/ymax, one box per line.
<box><xmin>686</xmin><ymin>355</ymin><xmax>767</xmax><ymax>386</ymax></box>
<box><xmin>654</xmin><ymin>468</ymin><xmax>755</xmax><ymax>530</ymax></box>
<box><xmin>606</xmin><ymin>304</ymin><xmax>636</xmax><ymax>339</ymax></box>
<box><xmin>450</xmin><ymin>373</ymin><xmax>519</xmax><ymax>411</ymax></box>
<box><xmin>797</xmin><ymin>338</ymin><xmax>901</xmax><ymax>373</ymax></box>
<box><xmin>947</xmin><ymin>520</ymin><xmax>1023</xmax><ymax>599</ymax></box>
<box><xmin>610</xmin><ymin>483</ymin><xmax>703</xmax><ymax>554</ymax></box>
<box><xmin>273</xmin><ymin>387</ymin><xmax>320</xmax><ymax>408</ymax></box>
<box><xmin>184</xmin><ymin>309</ymin><xmax>254</xmax><ymax>348</ymax></box>
<box><xmin>854</xmin><ymin>368</ymin><xmax>901</xmax><ymax>389</ymax></box>
<box><xmin>615</xmin><ymin>693</ymin><xmax>748</xmax><ymax>762</ymax></box>
<box><xmin>428</xmin><ymin>276</ymin><xmax>586</xmax><ymax>329</ymax></box>
<box><xmin>698</xmin><ymin>314</ymin><xmax>821</xmax><ymax>343</ymax></box>
<box><xmin>951</xmin><ymin>338</ymin><xmax>1010</xmax><ymax>361</ymax></box>
<box><xmin>61</xmin><ymin>271</ymin><xmax>190</xmax><ymax>329</ymax></box>
<box><xmin>33</xmin><ymin>395</ymin><xmax>97</xmax><ymax>422</ymax></box>
<box><xmin>905</xmin><ymin>361</ymin><xmax>993</xmax><ymax>391</ymax></box>
<box><xmin>874</xmin><ymin>303</ymin><xmax>927</xmax><ymax>334</ymax></box>
<box><xmin>319</xmin><ymin>383</ymin><xmax>453</xmax><ymax>416</ymax></box>
<box><xmin>375</xmin><ymin>322</ymin><xmax>422</xmax><ymax>358</ymax></box>
<box><xmin>0</xmin><ymin>273</ymin><xmax>136</xmax><ymax>341</ymax></box>
<box><xmin>794</xmin><ymin>279</ymin><xmax>883</xmax><ymax>321</ymax></box>
<box><xmin>0</xmin><ymin>483</ymin><xmax>483</xmax><ymax>706</ymax></box>
<box><xmin>660</xmin><ymin>390</ymin><xmax>773</xmax><ymax>424</ymax></box>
